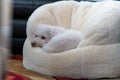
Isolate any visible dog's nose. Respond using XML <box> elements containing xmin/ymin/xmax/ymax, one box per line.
<box><xmin>31</xmin><ymin>42</ymin><xmax>36</xmax><ymax>47</ymax></box>
<box><xmin>31</xmin><ymin>42</ymin><xmax>42</xmax><ymax>48</ymax></box>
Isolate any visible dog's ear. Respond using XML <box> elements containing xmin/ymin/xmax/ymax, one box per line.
<box><xmin>47</xmin><ymin>27</ymin><xmax>50</xmax><ymax>35</ymax></box>
<box><xmin>46</xmin><ymin>27</ymin><xmax>52</xmax><ymax>40</ymax></box>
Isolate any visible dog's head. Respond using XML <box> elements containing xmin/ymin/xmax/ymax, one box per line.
<box><xmin>29</xmin><ymin>24</ymin><xmax>52</xmax><ymax>48</ymax></box>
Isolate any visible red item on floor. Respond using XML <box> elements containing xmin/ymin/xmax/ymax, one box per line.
<box><xmin>5</xmin><ymin>71</ymin><xmax>31</xmax><ymax>80</ymax></box>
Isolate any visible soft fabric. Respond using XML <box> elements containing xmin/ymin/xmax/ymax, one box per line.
<box><xmin>7</xmin><ymin>56</ymin><xmax>120</xmax><ymax>80</ymax></box>
<box><xmin>23</xmin><ymin>1</ymin><xmax>120</xmax><ymax>79</ymax></box>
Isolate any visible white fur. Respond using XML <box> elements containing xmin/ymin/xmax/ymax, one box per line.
<box><xmin>30</xmin><ymin>24</ymin><xmax>84</xmax><ymax>53</ymax></box>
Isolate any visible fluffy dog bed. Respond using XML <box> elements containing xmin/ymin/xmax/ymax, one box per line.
<box><xmin>23</xmin><ymin>1</ymin><xmax>120</xmax><ymax>79</ymax></box>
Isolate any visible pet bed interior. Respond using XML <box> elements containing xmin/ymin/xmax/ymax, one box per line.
<box><xmin>23</xmin><ymin>1</ymin><xmax>120</xmax><ymax>79</ymax></box>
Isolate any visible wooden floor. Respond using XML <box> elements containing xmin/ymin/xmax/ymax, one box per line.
<box><xmin>7</xmin><ymin>59</ymin><xmax>55</xmax><ymax>80</ymax></box>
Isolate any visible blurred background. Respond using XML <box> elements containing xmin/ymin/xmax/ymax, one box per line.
<box><xmin>0</xmin><ymin>0</ymin><xmax>12</xmax><ymax>79</ymax></box>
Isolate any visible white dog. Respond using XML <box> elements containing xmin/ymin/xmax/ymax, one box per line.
<box><xmin>29</xmin><ymin>24</ymin><xmax>84</xmax><ymax>53</ymax></box>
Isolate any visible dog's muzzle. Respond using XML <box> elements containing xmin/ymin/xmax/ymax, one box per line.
<box><xmin>31</xmin><ymin>42</ymin><xmax>42</xmax><ymax>48</ymax></box>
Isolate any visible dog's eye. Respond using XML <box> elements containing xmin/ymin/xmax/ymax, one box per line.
<box><xmin>41</xmin><ymin>36</ymin><xmax>46</xmax><ymax>39</ymax></box>
<box><xmin>35</xmin><ymin>35</ymin><xmax>38</xmax><ymax>37</ymax></box>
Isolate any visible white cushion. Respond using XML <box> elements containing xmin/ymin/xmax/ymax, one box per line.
<box><xmin>23</xmin><ymin>1</ymin><xmax>120</xmax><ymax>78</ymax></box>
